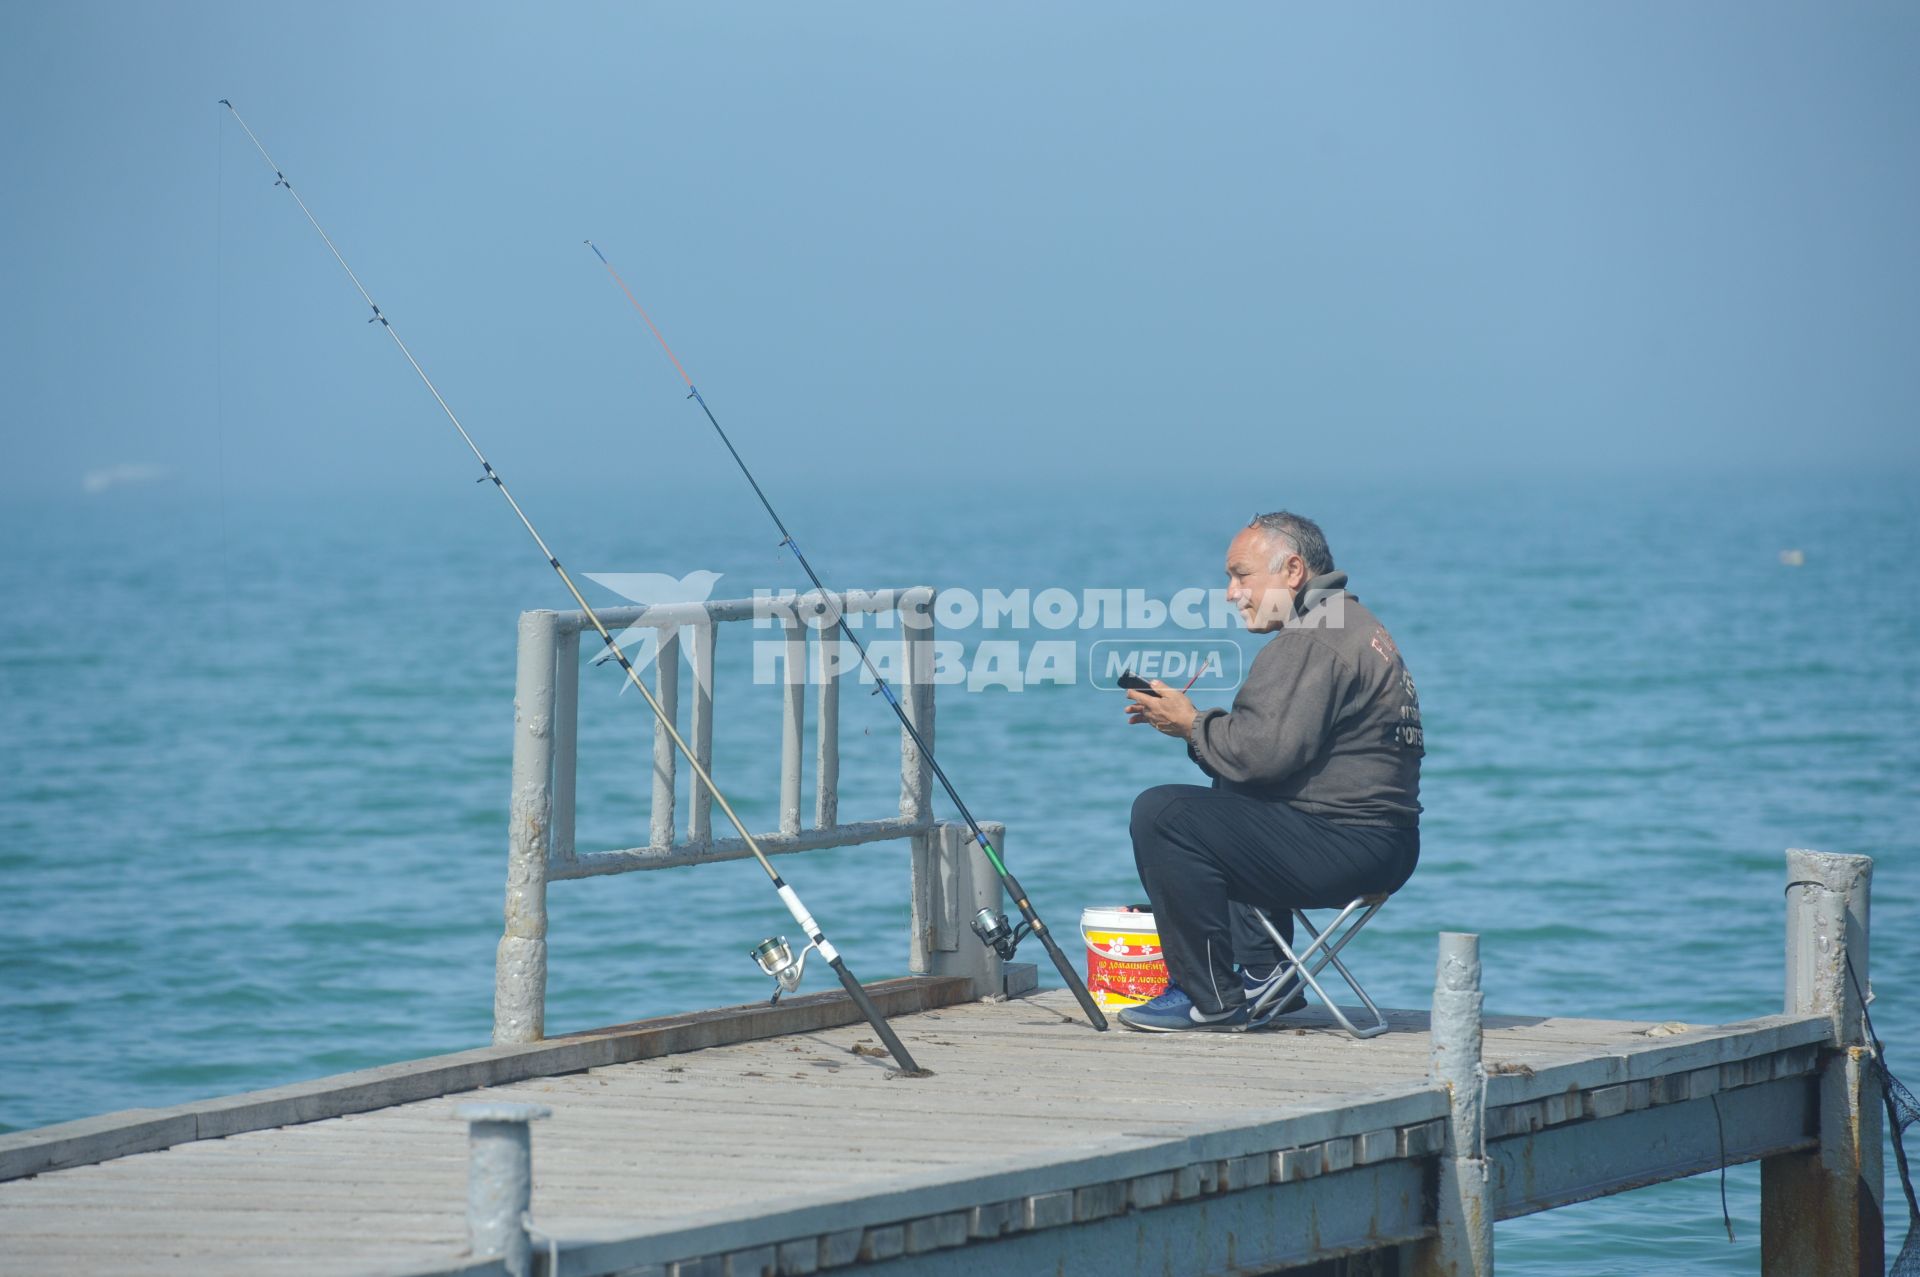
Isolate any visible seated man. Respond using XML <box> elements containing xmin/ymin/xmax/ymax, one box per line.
<box><xmin>1120</xmin><ymin>511</ymin><xmax>1423</xmax><ymax>1032</ymax></box>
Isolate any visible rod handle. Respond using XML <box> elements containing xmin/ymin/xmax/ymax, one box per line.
<box><xmin>829</xmin><ymin>957</ymin><xmax>928</xmax><ymax>1075</ymax></box>
<box><xmin>1035</xmin><ymin>924</ymin><xmax>1110</xmax><ymax>1031</ymax></box>
<box><xmin>995</xmin><ymin>866</ymin><xmax>1109</xmax><ymax>1031</ymax></box>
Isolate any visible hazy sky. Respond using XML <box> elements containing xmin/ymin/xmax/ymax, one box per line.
<box><xmin>2</xmin><ymin>2</ymin><xmax>1915</xmax><ymax>501</ymax></box>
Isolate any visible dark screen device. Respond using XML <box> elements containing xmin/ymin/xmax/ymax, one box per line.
<box><xmin>1118</xmin><ymin>670</ymin><xmax>1160</xmax><ymax>697</ymax></box>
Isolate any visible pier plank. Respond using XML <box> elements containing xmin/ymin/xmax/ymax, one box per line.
<box><xmin>0</xmin><ymin>975</ymin><xmax>976</xmax><ymax>1182</ymax></box>
<box><xmin>0</xmin><ymin>989</ymin><xmax>1834</xmax><ymax>1277</ymax></box>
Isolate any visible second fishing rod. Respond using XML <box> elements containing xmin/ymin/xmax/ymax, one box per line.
<box><xmin>219</xmin><ymin>101</ymin><xmax>923</xmax><ymax>1076</ymax></box>
<box><xmin>586</xmin><ymin>242</ymin><xmax>1110</xmax><ymax>1032</ymax></box>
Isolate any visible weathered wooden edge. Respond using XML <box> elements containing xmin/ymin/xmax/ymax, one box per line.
<box><xmin>389</xmin><ymin>1015</ymin><xmax>1835</xmax><ymax>1277</ymax></box>
<box><xmin>1490</xmin><ymin>1072</ymin><xmax>1819</xmax><ymax>1219</ymax></box>
<box><xmin>453</xmin><ymin>1037</ymin><xmax>1821</xmax><ymax>1277</ymax></box>
<box><xmin>1484</xmin><ymin>1012</ymin><xmax>1831</xmax><ymax>1106</ymax></box>
<box><xmin>0</xmin><ymin>975</ymin><xmax>976</xmax><ymax>1183</ymax></box>
<box><xmin>1485</xmin><ymin>1041</ymin><xmax>1822</xmax><ymax>1139</ymax></box>
<box><xmin>501</xmin><ymin>1117</ymin><xmax>1444</xmax><ymax>1277</ymax></box>
<box><xmin>403</xmin><ymin>1087</ymin><xmax>1448</xmax><ymax>1276</ymax></box>
<box><xmin>999</xmin><ymin>962</ymin><xmax>1039</xmax><ymax>998</ymax></box>
<box><xmin>411</xmin><ymin>1158</ymin><xmax>1433</xmax><ymax>1277</ymax></box>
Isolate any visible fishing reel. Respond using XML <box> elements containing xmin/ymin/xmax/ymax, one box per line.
<box><xmin>749</xmin><ymin>935</ymin><xmax>819</xmax><ymax>1005</ymax></box>
<box><xmin>969</xmin><ymin>908</ymin><xmax>1032</xmax><ymax>961</ymax></box>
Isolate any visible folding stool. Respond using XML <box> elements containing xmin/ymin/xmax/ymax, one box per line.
<box><xmin>1247</xmin><ymin>894</ymin><xmax>1391</xmax><ymax>1039</ymax></box>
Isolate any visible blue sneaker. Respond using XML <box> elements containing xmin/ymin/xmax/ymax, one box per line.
<box><xmin>1117</xmin><ymin>983</ymin><xmax>1252</xmax><ymax>1033</ymax></box>
<box><xmin>1242</xmin><ymin>965</ymin><xmax>1306</xmax><ymax>1027</ymax></box>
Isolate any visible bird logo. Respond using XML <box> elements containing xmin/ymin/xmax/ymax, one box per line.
<box><xmin>583</xmin><ymin>570</ymin><xmax>725</xmax><ymax>693</ymax></box>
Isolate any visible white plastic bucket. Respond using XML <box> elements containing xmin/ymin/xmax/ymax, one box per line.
<box><xmin>1079</xmin><ymin>905</ymin><xmax>1169</xmax><ymax>1010</ymax></box>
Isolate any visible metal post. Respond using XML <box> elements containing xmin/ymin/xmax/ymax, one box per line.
<box><xmin>689</xmin><ymin>620</ymin><xmax>716</xmax><ymax>844</ymax></box>
<box><xmin>1762</xmin><ymin>849</ymin><xmax>1881</xmax><ymax>1275</ymax></box>
<box><xmin>779</xmin><ymin>616</ymin><xmax>806</xmax><ymax>836</ymax></box>
<box><xmin>550</xmin><ymin>626</ymin><xmax>579</xmax><ymax>864</ymax></box>
<box><xmin>458</xmin><ymin>1102</ymin><xmax>551</xmax><ymax>1277</ymax></box>
<box><xmin>495</xmin><ymin>610</ymin><xmax>556</xmax><ymax>1046</ymax></box>
<box><xmin>650</xmin><ymin>626</ymin><xmax>681</xmax><ymax>851</ymax></box>
<box><xmin>899</xmin><ymin>589</ymin><xmax>934</xmax><ymax>826</ymax></box>
<box><xmin>1408</xmin><ymin>931</ymin><xmax>1491</xmax><ymax>1277</ymax></box>
<box><xmin>815</xmin><ymin>623</ymin><xmax>840</xmax><ymax>829</ymax></box>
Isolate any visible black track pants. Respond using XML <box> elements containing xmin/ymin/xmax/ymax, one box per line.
<box><xmin>1130</xmin><ymin>784</ymin><xmax>1419</xmax><ymax>1015</ymax></box>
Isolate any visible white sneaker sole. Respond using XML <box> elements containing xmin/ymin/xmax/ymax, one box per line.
<box><xmin>1118</xmin><ymin>1011</ymin><xmax>1251</xmax><ymax>1034</ymax></box>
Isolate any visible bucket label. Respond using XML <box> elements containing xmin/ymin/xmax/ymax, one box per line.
<box><xmin>1080</xmin><ymin>914</ymin><xmax>1168</xmax><ymax>1010</ymax></box>
<box><xmin>1087</xmin><ymin>952</ymin><xmax>1169</xmax><ymax>1008</ymax></box>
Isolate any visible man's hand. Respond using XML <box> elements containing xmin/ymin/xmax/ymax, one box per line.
<box><xmin>1125</xmin><ymin>682</ymin><xmax>1198</xmax><ymax>738</ymax></box>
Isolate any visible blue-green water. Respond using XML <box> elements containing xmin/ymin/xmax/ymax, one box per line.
<box><xmin>2</xmin><ymin>472</ymin><xmax>1915</xmax><ymax>1273</ymax></box>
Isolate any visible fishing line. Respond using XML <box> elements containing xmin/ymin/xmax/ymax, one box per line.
<box><xmin>585</xmin><ymin>242</ymin><xmax>1110</xmax><ymax>1032</ymax></box>
<box><xmin>218</xmin><ymin>101</ymin><xmax>924</xmax><ymax>1076</ymax></box>
<box><xmin>213</xmin><ymin>104</ymin><xmax>237</xmax><ymax>663</ymax></box>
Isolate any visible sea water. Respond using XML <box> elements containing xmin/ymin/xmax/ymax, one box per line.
<box><xmin>1</xmin><ymin>471</ymin><xmax>1914</xmax><ymax>1274</ymax></box>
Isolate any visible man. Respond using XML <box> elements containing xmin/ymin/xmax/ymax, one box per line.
<box><xmin>1120</xmin><ymin>511</ymin><xmax>1422</xmax><ymax>1032</ymax></box>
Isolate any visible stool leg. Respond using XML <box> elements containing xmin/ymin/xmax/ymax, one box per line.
<box><xmin>1299</xmin><ymin>901</ymin><xmax>1390</xmax><ymax>1034</ymax></box>
<box><xmin>1252</xmin><ymin>899</ymin><xmax>1391</xmax><ymax>1039</ymax></box>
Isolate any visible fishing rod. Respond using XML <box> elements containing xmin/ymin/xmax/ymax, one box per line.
<box><xmin>218</xmin><ymin>101</ymin><xmax>924</xmax><ymax>1076</ymax></box>
<box><xmin>584</xmin><ymin>243</ymin><xmax>1110</xmax><ymax>1032</ymax></box>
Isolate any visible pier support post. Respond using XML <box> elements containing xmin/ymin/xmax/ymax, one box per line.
<box><xmin>495</xmin><ymin>610</ymin><xmax>557</xmax><ymax>1045</ymax></box>
<box><xmin>910</xmin><ymin>821</ymin><xmax>1005</xmax><ymax>999</ymax></box>
<box><xmin>458</xmin><ymin>1102</ymin><xmax>551</xmax><ymax>1277</ymax></box>
<box><xmin>1762</xmin><ymin>848</ymin><xmax>1882</xmax><ymax>1275</ymax></box>
<box><xmin>1408</xmin><ymin>931</ymin><xmax>1492</xmax><ymax>1277</ymax></box>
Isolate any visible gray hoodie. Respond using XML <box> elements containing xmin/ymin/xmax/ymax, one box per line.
<box><xmin>1187</xmin><ymin>572</ymin><xmax>1423</xmax><ymax>827</ymax></box>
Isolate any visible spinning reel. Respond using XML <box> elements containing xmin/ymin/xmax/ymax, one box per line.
<box><xmin>749</xmin><ymin>935</ymin><xmax>821</xmax><ymax>1004</ymax></box>
<box><xmin>969</xmin><ymin>908</ymin><xmax>1033</xmax><ymax>961</ymax></box>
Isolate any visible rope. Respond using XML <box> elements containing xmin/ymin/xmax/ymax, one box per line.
<box><xmin>1845</xmin><ymin>954</ymin><xmax>1919</xmax><ymax>1273</ymax></box>
<box><xmin>1708</xmin><ymin>1092</ymin><xmax>1735</xmax><ymax>1242</ymax></box>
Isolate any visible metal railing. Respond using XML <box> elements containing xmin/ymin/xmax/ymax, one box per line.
<box><xmin>493</xmin><ymin>585</ymin><xmax>995</xmax><ymax>1044</ymax></box>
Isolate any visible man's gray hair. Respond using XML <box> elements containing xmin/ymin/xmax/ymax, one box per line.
<box><xmin>1247</xmin><ymin>511</ymin><xmax>1335</xmax><ymax>576</ymax></box>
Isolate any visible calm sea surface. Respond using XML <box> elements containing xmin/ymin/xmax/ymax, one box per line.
<box><xmin>2</xmin><ymin>472</ymin><xmax>1914</xmax><ymax>1273</ymax></box>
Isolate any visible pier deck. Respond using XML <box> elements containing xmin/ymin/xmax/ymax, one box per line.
<box><xmin>0</xmin><ymin>985</ymin><xmax>1830</xmax><ymax>1277</ymax></box>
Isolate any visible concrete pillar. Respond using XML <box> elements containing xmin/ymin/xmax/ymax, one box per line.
<box><xmin>1762</xmin><ymin>849</ymin><xmax>1882</xmax><ymax>1275</ymax></box>
<box><xmin>458</xmin><ymin>1102</ymin><xmax>551</xmax><ymax>1277</ymax></box>
<box><xmin>494</xmin><ymin>610</ymin><xmax>556</xmax><ymax>1045</ymax></box>
<box><xmin>910</xmin><ymin>821</ymin><xmax>1005</xmax><ymax>999</ymax></box>
<box><xmin>1407</xmin><ymin>931</ymin><xmax>1492</xmax><ymax>1277</ymax></box>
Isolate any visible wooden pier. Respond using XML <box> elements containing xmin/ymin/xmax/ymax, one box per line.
<box><xmin>0</xmin><ymin>849</ymin><xmax>1885</xmax><ymax>1277</ymax></box>
<box><xmin>0</xmin><ymin>607</ymin><xmax>1889</xmax><ymax>1274</ymax></box>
